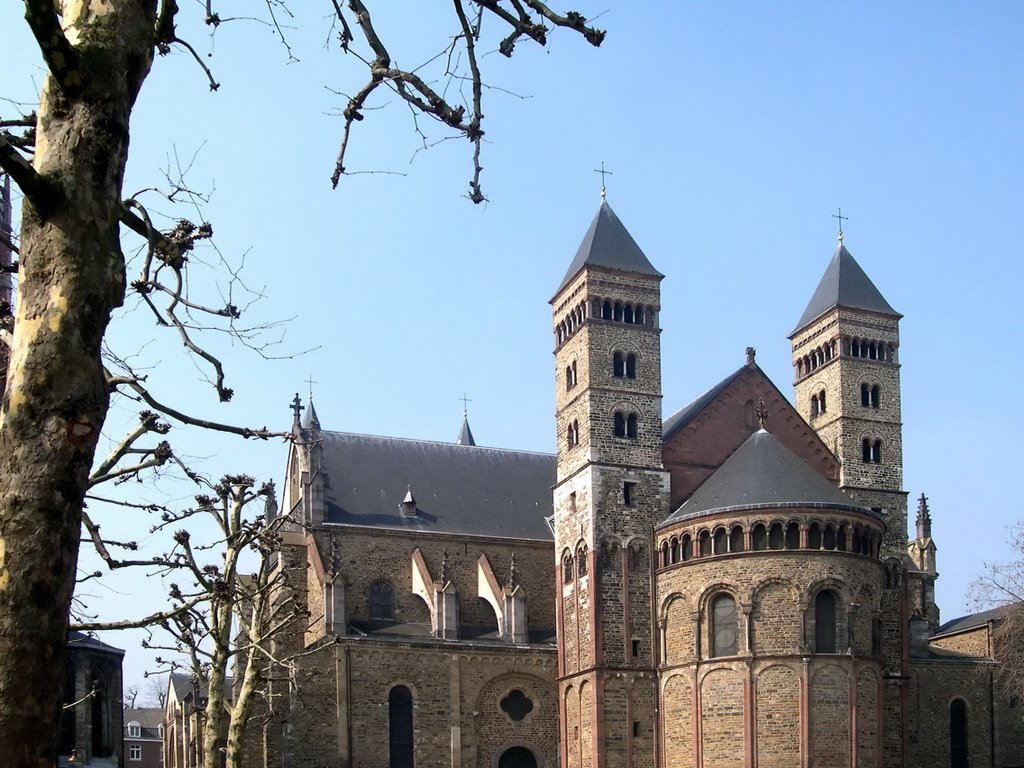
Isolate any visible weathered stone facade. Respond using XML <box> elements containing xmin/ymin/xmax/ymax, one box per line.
<box><xmin>254</xmin><ymin>203</ymin><xmax>1020</xmax><ymax>768</ymax></box>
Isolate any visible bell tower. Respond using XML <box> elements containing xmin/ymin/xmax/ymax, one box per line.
<box><xmin>551</xmin><ymin>198</ymin><xmax>668</xmax><ymax>768</ymax></box>
<box><xmin>789</xmin><ymin>231</ymin><xmax>908</xmax><ymax>554</ymax></box>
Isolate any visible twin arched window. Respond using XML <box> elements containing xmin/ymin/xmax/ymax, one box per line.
<box><xmin>861</xmin><ymin>382</ymin><xmax>881</xmax><ymax>408</ymax></box>
<box><xmin>614</xmin><ymin>411</ymin><xmax>639</xmax><ymax>438</ymax></box>
<box><xmin>613</xmin><ymin>351</ymin><xmax>637</xmax><ymax>379</ymax></box>
<box><xmin>566</xmin><ymin>419</ymin><xmax>580</xmax><ymax>448</ymax></box>
<box><xmin>565</xmin><ymin>361</ymin><xmax>578</xmax><ymax>390</ymax></box>
<box><xmin>810</xmin><ymin>389</ymin><xmax>827</xmax><ymax>418</ymax></box>
<box><xmin>862</xmin><ymin>438</ymin><xmax>882</xmax><ymax>464</ymax></box>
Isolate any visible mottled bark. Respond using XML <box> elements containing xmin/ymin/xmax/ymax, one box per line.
<box><xmin>0</xmin><ymin>2</ymin><xmax>156</xmax><ymax>765</ymax></box>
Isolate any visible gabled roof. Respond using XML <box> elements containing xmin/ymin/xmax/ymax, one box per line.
<box><xmin>934</xmin><ymin>605</ymin><xmax>1011</xmax><ymax>637</ymax></box>
<box><xmin>792</xmin><ymin>242</ymin><xmax>900</xmax><ymax>335</ymax></box>
<box><xmin>661</xmin><ymin>429</ymin><xmax>869</xmax><ymax>526</ymax></box>
<box><xmin>555</xmin><ymin>200</ymin><xmax>662</xmax><ymax>295</ymax></box>
<box><xmin>319</xmin><ymin>432</ymin><xmax>556</xmax><ymax>541</ymax></box>
<box><xmin>662</xmin><ymin>366</ymin><xmax>746</xmax><ymax>441</ymax></box>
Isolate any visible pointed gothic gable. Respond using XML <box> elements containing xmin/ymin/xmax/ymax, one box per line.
<box><xmin>661</xmin><ymin>360</ymin><xmax>839</xmax><ymax>509</ymax></box>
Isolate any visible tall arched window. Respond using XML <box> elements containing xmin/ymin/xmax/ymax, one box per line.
<box><xmin>614</xmin><ymin>411</ymin><xmax>626</xmax><ymax>437</ymax></box>
<box><xmin>819</xmin><ymin>389</ymin><xmax>826</xmax><ymax>413</ymax></box>
<box><xmin>814</xmin><ymin>590</ymin><xmax>838</xmax><ymax>653</ymax></box>
<box><xmin>370</xmin><ymin>581</ymin><xmax>395</xmax><ymax>620</ymax></box>
<box><xmin>810</xmin><ymin>394</ymin><xmax>819</xmax><ymax>418</ymax></box>
<box><xmin>626</xmin><ymin>413</ymin><xmax>638</xmax><ymax>438</ymax></box>
<box><xmin>862</xmin><ymin>439</ymin><xmax>872</xmax><ymax>463</ymax></box>
<box><xmin>388</xmin><ymin>686</ymin><xmax>414</xmax><ymax>768</ymax></box>
<box><xmin>870</xmin><ymin>384</ymin><xmax>880</xmax><ymax>408</ymax></box>
<box><xmin>861</xmin><ymin>383</ymin><xmax>870</xmax><ymax>406</ymax></box>
<box><xmin>872</xmin><ymin>439</ymin><xmax>882</xmax><ymax>464</ymax></box>
<box><xmin>711</xmin><ymin>594</ymin><xmax>738</xmax><ymax>657</ymax></box>
<box><xmin>950</xmin><ymin>698</ymin><xmax>968</xmax><ymax>768</ymax></box>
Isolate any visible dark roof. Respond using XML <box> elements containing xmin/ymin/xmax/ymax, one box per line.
<box><xmin>792</xmin><ymin>241</ymin><xmax>900</xmax><ymax>335</ymax></box>
<box><xmin>67</xmin><ymin>630</ymin><xmax>124</xmax><ymax>657</ymax></box>
<box><xmin>125</xmin><ymin>708</ymin><xmax>164</xmax><ymax>729</ymax></box>
<box><xmin>934</xmin><ymin>606</ymin><xmax>1012</xmax><ymax>637</ymax></box>
<box><xmin>662</xmin><ymin>366</ymin><xmax>745</xmax><ymax>441</ymax></box>
<box><xmin>320</xmin><ymin>432</ymin><xmax>556</xmax><ymax>541</ymax></box>
<box><xmin>555</xmin><ymin>200</ymin><xmax>662</xmax><ymax>294</ymax></box>
<box><xmin>661</xmin><ymin>429</ymin><xmax>869</xmax><ymax>526</ymax></box>
<box><xmin>456</xmin><ymin>415</ymin><xmax>476</xmax><ymax>446</ymax></box>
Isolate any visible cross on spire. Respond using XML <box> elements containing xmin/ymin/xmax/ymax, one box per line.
<box><xmin>593</xmin><ymin>162</ymin><xmax>613</xmax><ymax>200</ymax></box>
<box><xmin>305</xmin><ymin>375</ymin><xmax>318</xmax><ymax>399</ymax></box>
<box><xmin>459</xmin><ymin>392</ymin><xmax>472</xmax><ymax>417</ymax></box>
<box><xmin>833</xmin><ymin>207</ymin><xmax>848</xmax><ymax>243</ymax></box>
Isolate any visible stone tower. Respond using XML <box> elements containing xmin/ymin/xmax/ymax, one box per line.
<box><xmin>551</xmin><ymin>199</ymin><xmax>669</xmax><ymax>768</ymax></box>
<box><xmin>789</xmin><ymin>234</ymin><xmax>908</xmax><ymax>556</ymax></box>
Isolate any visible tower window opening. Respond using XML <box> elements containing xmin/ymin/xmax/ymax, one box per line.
<box><xmin>602</xmin><ymin>300</ymin><xmax>612</xmax><ymax>320</ymax></box>
<box><xmin>661</xmin><ymin>541</ymin><xmax>670</xmax><ymax>567</ymax></box>
<box><xmin>635</xmin><ymin>307</ymin><xmax>645</xmax><ymax>325</ymax></box>
<box><xmin>563</xmin><ymin>555</ymin><xmax>573</xmax><ymax>583</ymax></box>
<box><xmin>613</xmin><ymin>352</ymin><xmax>625</xmax><ymax>378</ymax></box>
<box><xmin>862</xmin><ymin>439</ymin><xmax>872</xmax><ymax>463</ymax></box>
<box><xmin>810</xmin><ymin>395</ymin><xmax>820</xmax><ymax>418</ymax></box>
<box><xmin>861</xmin><ymin>383</ymin><xmax>870</xmax><ymax>407</ymax></box>
<box><xmin>808</xmin><ymin>523</ymin><xmax>822</xmax><ymax>550</ymax></box>
<box><xmin>814</xmin><ymin>590</ymin><xmax>839</xmax><ymax>653</ymax></box>
<box><xmin>626</xmin><ymin>353</ymin><xmax>637</xmax><ymax>379</ymax></box>
<box><xmin>671</xmin><ymin>537</ymin><xmax>681</xmax><ymax>564</ymax></box>
<box><xmin>752</xmin><ymin>524</ymin><xmax>767</xmax><ymax>550</ymax></box>
<box><xmin>768</xmin><ymin>522</ymin><xmax>784</xmax><ymax>549</ymax></box>
<box><xmin>633</xmin><ymin>720</ymin><xmax>641</xmax><ymax>737</ymax></box>
<box><xmin>711</xmin><ymin>594</ymin><xmax>738</xmax><ymax>657</ymax></box>
<box><xmin>624</xmin><ymin>304</ymin><xmax>634</xmax><ymax>323</ymax></box>
<box><xmin>682</xmin><ymin>534</ymin><xmax>693</xmax><ymax>561</ymax></box>
<box><xmin>566</xmin><ymin>361</ymin><xmax>577</xmax><ymax>390</ymax></box>
<box><xmin>626</xmin><ymin>413</ymin><xmax>638</xmax><ymax>438</ymax></box>
<box><xmin>871</xmin><ymin>385</ymin><xmax>880</xmax><ymax>408</ymax></box>
<box><xmin>623</xmin><ymin>482</ymin><xmax>636</xmax><ymax>507</ymax></box>
<box><xmin>566</xmin><ymin>420</ymin><xmax>580</xmax><ymax>448</ymax></box>
<box><xmin>631</xmin><ymin>639</ymin><xmax>640</xmax><ymax>658</ymax></box>
<box><xmin>819</xmin><ymin>389</ymin><xmax>826</xmax><ymax>413</ymax></box>
<box><xmin>837</xmin><ymin>526</ymin><xmax>847</xmax><ymax>551</ymax></box>
<box><xmin>872</xmin><ymin>439</ymin><xmax>882</xmax><ymax>463</ymax></box>
<box><xmin>614</xmin><ymin>411</ymin><xmax>626</xmax><ymax>437</ymax></box>
<box><xmin>577</xmin><ymin>548</ymin><xmax>588</xmax><ymax>577</ymax></box>
<box><xmin>613</xmin><ymin>302</ymin><xmax>623</xmax><ymax>321</ymax></box>
<box><xmin>823</xmin><ymin>525</ymin><xmax>836</xmax><ymax>550</ymax></box>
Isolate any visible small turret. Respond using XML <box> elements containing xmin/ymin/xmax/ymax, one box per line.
<box><xmin>915</xmin><ymin>493</ymin><xmax>932</xmax><ymax>540</ymax></box>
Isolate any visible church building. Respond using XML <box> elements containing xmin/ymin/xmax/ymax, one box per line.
<box><xmin>262</xmin><ymin>200</ymin><xmax>1022</xmax><ymax>768</ymax></box>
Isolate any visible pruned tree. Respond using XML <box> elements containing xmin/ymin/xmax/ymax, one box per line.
<box><xmin>972</xmin><ymin>522</ymin><xmax>1024</xmax><ymax>700</ymax></box>
<box><xmin>137</xmin><ymin>475</ymin><xmax>306</xmax><ymax>768</ymax></box>
<box><xmin>0</xmin><ymin>2</ymin><xmax>604</xmax><ymax>762</ymax></box>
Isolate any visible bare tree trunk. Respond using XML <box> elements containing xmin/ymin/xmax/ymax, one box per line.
<box><xmin>0</xmin><ymin>2</ymin><xmax>155</xmax><ymax>764</ymax></box>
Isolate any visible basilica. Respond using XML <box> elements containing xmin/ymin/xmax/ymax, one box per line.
<box><xmin>254</xmin><ymin>199</ymin><xmax>1022</xmax><ymax>768</ymax></box>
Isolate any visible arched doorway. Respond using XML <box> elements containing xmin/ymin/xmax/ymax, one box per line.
<box><xmin>498</xmin><ymin>746</ymin><xmax>537</xmax><ymax>768</ymax></box>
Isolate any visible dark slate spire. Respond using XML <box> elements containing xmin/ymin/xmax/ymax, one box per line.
<box><xmin>303</xmin><ymin>397</ymin><xmax>321</xmax><ymax>432</ymax></box>
<box><xmin>662</xmin><ymin>429</ymin><xmax>864</xmax><ymax>525</ymax></box>
<box><xmin>916</xmin><ymin>493</ymin><xmax>932</xmax><ymax>539</ymax></box>
<box><xmin>556</xmin><ymin>200</ymin><xmax>663</xmax><ymax>294</ymax></box>
<box><xmin>457</xmin><ymin>413</ymin><xmax>476</xmax><ymax>446</ymax></box>
<box><xmin>792</xmin><ymin>240</ymin><xmax>901</xmax><ymax>335</ymax></box>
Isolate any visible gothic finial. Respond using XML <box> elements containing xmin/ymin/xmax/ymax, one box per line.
<box><xmin>290</xmin><ymin>393</ymin><xmax>304</xmax><ymax>428</ymax></box>
<box><xmin>745</xmin><ymin>347</ymin><xmax>756</xmax><ymax>365</ymax></box>
<box><xmin>916</xmin><ymin>493</ymin><xmax>932</xmax><ymax>539</ymax></box>
<box><xmin>755</xmin><ymin>397</ymin><xmax>769</xmax><ymax>429</ymax></box>
<box><xmin>507</xmin><ymin>552</ymin><xmax>519</xmax><ymax>589</ymax></box>
<box><xmin>441</xmin><ymin>548</ymin><xmax>452</xmax><ymax>584</ymax></box>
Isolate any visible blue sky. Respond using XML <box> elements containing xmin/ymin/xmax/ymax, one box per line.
<box><xmin>3</xmin><ymin>3</ymin><xmax>1022</xmax><ymax>689</ymax></box>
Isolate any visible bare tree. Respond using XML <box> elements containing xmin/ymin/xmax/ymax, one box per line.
<box><xmin>973</xmin><ymin>522</ymin><xmax>1024</xmax><ymax>699</ymax></box>
<box><xmin>0</xmin><ymin>2</ymin><xmax>603</xmax><ymax>762</ymax></box>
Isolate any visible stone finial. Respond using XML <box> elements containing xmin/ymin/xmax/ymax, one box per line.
<box><xmin>290</xmin><ymin>393</ymin><xmax>304</xmax><ymax>430</ymax></box>
<box><xmin>507</xmin><ymin>552</ymin><xmax>519</xmax><ymax>589</ymax></box>
<box><xmin>916</xmin><ymin>493</ymin><xmax>932</xmax><ymax>539</ymax></box>
<box><xmin>441</xmin><ymin>548</ymin><xmax>452</xmax><ymax>584</ymax></box>
<box><xmin>745</xmin><ymin>347</ymin><xmax>756</xmax><ymax>365</ymax></box>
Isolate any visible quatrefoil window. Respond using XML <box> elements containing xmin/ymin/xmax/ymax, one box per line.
<box><xmin>500</xmin><ymin>689</ymin><xmax>534</xmax><ymax>722</ymax></box>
